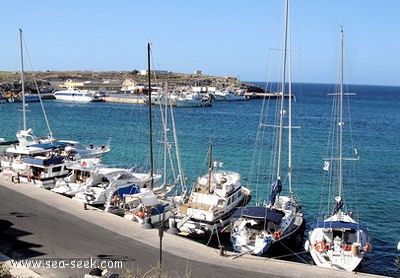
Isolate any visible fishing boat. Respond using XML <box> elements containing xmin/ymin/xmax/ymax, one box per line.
<box><xmin>168</xmin><ymin>143</ymin><xmax>251</xmax><ymax>238</ymax></box>
<box><xmin>305</xmin><ymin>27</ymin><xmax>371</xmax><ymax>272</ymax></box>
<box><xmin>230</xmin><ymin>0</ymin><xmax>303</xmax><ymax>256</ymax></box>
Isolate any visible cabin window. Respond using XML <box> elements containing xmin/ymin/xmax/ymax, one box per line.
<box><xmin>53</xmin><ymin>166</ymin><xmax>62</xmax><ymax>173</ymax></box>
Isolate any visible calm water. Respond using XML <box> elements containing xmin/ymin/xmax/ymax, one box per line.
<box><xmin>0</xmin><ymin>83</ymin><xmax>399</xmax><ymax>277</ymax></box>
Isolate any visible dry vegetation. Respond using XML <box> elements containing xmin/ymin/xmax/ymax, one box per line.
<box><xmin>0</xmin><ymin>70</ymin><xmax>263</xmax><ymax>92</ymax></box>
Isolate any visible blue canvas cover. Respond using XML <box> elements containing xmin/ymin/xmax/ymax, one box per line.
<box><xmin>231</xmin><ymin>206</ymin><xmax>285</xmax><ymax>224</ymax></box>
<box><xmin>310</xmin><ymin>221</ymin><xmax>368</xmax><ymax>233</ymax></box>
<box><xmin>115</xmin><ymin>184</ymin><xmax>141</xmax><ymax>197</ymax></box>
<box><xmin>29</xmin><ymin>141</ymin><xmax>72</xmax><ymax>150</ymax></box>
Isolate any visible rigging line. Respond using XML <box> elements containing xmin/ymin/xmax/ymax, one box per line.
<box><xmin>206</xmin><ymin>224</ymin><xmax>221</xmax><ymax>247</ymax></box>
<box><xmin>20</xmin><ymin>30</ymin><xmax>53</xmax><ymax>138</ymax></box>
<box><xmin>272</xmin><ymin>241</ymin><xmax>310</xmax><ymax>264</ymax></box>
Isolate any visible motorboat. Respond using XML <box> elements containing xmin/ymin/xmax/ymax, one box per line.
<box><xmin>168</xmin><ymin>143</ymin><xmax>251</xmax><ymax>238</ymax></box>
<box><xmin>51</xmin><ymin>158</ymin><xmax>103</xmax><ymax>196</ymax></box>
<box><xmin>53</xmin><ymin>87</ymin><xmax>102</xmax><ymax>102</ymax></box>
<box><xmin>72</xmin><ymin>168</ymin><xmax>161</xmax><ymax>206</ymax></box>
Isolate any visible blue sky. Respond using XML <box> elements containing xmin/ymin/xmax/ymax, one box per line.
<box><xmin>1</xmin><ymin>0</ymin><xmax>399</xmax><ymax>86</ymax></box>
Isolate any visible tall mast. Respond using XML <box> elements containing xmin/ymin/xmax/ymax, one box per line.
<box><xmin>147</xmin><ymin>42</ymin><xmax>154</xmax><ymax>189</ymax></box>
<box><xmin>19</xmin><ymin>28</ymin><xmax>26</xmax><ymax>131</ymax></box>
<box><xmin>287</xmin><ymin>1</ymin><xmax>293</xmax><ymax>194</ymax></box>
<box><xmin>276</xmin><ymin>0</ymin><xmax>289</xmax><ymax>180</ymax></box>
<box><xmin>338</xmin><ymin>27</ymin><xmax>344</xmax><ymax>198</ymax></box>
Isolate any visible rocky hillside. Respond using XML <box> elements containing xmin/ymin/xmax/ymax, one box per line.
<box><xmin>0</xmin><ymin>70</ymin><xmax>265</xmax><ymax>92</ymax></box>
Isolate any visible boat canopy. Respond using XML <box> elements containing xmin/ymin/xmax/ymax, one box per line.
<box><xmin>115</xmin><ymin>184</ymin><xmax>140</xmax><ymax>197</ymax></box>
<box><xmin>310</xmin><ymin>221</ymin><xmax>368</xmax><ymax>233</ymax></box>
<box><xmin>29</xmin><ymin>141</ymin><xmax>72</xmax><ymax>150</ymax></box>
<box><xmin>231</xmin><ymin>206</ymin><xmax>285</xmax><ymax>224</ymax></box>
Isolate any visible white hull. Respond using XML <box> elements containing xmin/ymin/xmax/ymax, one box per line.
<box><xmin>53</xmin><ymin>88</ymin><xmax>102</xmax><ymax>102</ymax></box>
<box><xmin>306</xmin><ymin>213</ymin><xmax>370</xmax><ymax>271</ymax></box>
<box><xmin>231</xmin><ymin>196</ymin><xmax>303</xmax><ymax>255</ymax></box>
<box><xmin>169</xmin><ymin>169</ymin><xmax>251</xmax><ymax>237</ymax></box>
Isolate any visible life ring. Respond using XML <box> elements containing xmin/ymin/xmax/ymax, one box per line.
<box><xmin>314</xmin><ymin>241</ymin><xmax>328</xmax><ymax>253</ymax></box>
<box><xmin>81</xmin><ymin>160</ymin><xmax>87</xmax><ymax>166</ymax></box>
<box><xmin>273</xmin><ymin>230</ymin><xmax>282</xmax><ymax>240</ymax></box>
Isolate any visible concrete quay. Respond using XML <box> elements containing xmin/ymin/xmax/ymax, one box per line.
<box><xmin>0</xmin><ymin>173</ymin><xmax>387</xmax><ymax>278</ymax></box>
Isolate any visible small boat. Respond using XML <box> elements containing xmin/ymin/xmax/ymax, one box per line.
<box><xmin>305</xmin><ymin>27</ymin><xmax>371</xmax><ymax>272</ymax></box>
<box><xmin>212</xmin><ymin>91</ymin><xmax>249</xmax><ymax>101</ymax></box>
<box><xmin>175</xmin><ymin>92</ymin><xmax>212</xmax><ymax>108</ymax></box>
<box><xmin>53</xmin><ymin>84</ymin><xmax>102</xmax><ymax>103</ymax></box>
<box><xmin>230</xmin><ymin>0</ymin><xmax>303</xmax><ymax>256</ymax></box>
<box><xmin>168</xmin><ymin>143</ymin><xmax>251</xmax><ymax>238</ymax></box>
<box><xmin>122</xmin><ymin>189</ymin><xmax>173</xmax><ymax>225</ymax></box>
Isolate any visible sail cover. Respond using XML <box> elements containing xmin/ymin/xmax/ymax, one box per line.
<box><xmin>269</xmin><ymin>179</ymin><xmax>282</xmax><ymax>205</ymax></box>
<box><xmin>231</xmin><ymin>206</ymin><xmax>285</xmax><ymax>224</ymax></box>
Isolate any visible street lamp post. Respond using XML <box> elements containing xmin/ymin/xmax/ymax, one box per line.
<box><xmin>142</xmin><ymin>207</ymin><xmax>165</xmax><ymax>269</ymax></box>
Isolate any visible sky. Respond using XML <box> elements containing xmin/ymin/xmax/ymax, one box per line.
<box><xmin>1</xmin><ymin>0</ymin><xmax>399</xmax><ymax>86</ymax></box>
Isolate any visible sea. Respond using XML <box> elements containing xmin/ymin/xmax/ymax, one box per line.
<box><xmin>0</xmin><ymin>82</ymin><xmax>399</xmax><ymax>277</ymax></box>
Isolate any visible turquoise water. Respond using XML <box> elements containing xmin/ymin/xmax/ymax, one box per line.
<box><xmin>0</xmin><ymin>83</ymin><xmax>399</xmax><ymax>276</ymax></box>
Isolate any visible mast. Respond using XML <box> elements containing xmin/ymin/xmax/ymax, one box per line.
<box><xmin>147</xmin><ymin>42</ymin><xmax>154</xmax><ymax>189</ymax></box>
<box><xmin>207</xmin><ymin>143</ymin><xmax>213</xmax><ymax>193</ymax></box>
<box><xmin>287</xmin><ymin>1</ymin><xmax>293</xmax><ymax>195</ymax></box>
<box><xmin>338</xmin><ymin>27</ymin><xmax>344</xmax><ymax>199</ymax></box>
<box><xmin>276</xmin><ymin>0</ymin><xmax>289</xmax><ymax>181</ymax></box>
<box><xmin>19</xmin><ymin>28</ymin><xmax>26</xmax><ymax>131</ymax></box>
<box><xmin>169</xmin><ymin>97</ymin><xmax>186</xmax><ymax>193</ymax></box>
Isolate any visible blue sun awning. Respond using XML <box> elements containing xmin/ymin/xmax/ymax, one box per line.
<box><xmin>231</xmin><ymin>206</ymin><xmax>285</xmax><ymax>224</ymax></box>
<box><xmin>310</xmin><ymin>221</ymin><xmax>368</xmax><ymax>232</ymax></box>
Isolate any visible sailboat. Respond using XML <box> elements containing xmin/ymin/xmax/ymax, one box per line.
<box><xmin>230</xmin><ymin>0</ymin><xmax>303</xmax><ymax>256</ymax></box>
<box><xmin>305</xmin><ymin>27</ymin><xmax>371</xmax><ymax>272</ymax></box>
<box><xmin>110</xmin><ymin>43</ymin><xmax>179</xmax><ymax>223</ymax></box>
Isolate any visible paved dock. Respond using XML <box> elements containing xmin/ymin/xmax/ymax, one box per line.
<box><xmin>0</xmin><ymin>172</ymin><xmax>387</xmax><ymax>278</ymax></box>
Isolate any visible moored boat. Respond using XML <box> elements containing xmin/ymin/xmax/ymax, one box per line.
<box><xmin>305</xmin><ymin>27</ymin><xmax>371</xmax><ymax>272</ymax></box>
<box><xmin>230</xmin><ymin>0</ymin><xmax>303</xmax><ymax>256</ymax></box>
<box><xmin>53</xmin><ymin>83</ymin><xmax>102</xmax><ymax>102</ymax></box>
<box><xmin>168</xmin><ymin>143</ymin><xmax>251</xmax><ymax>238</ymax></box>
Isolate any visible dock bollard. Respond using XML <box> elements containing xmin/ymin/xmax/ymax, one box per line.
<box><xmin>219</xmin><ymin>245</ymin><xmax>225</xmax><ymax>256</ymax></box>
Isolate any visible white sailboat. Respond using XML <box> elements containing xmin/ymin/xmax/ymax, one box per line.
<box><xmin>230</xmin><ymin>0</ymin><xmax>303</xmax><ymax>256</ymax></box>
<box><xmin>305</xmin><ymin>27</ymin><xmax>371</xmax><ymax>271</ymax></box>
